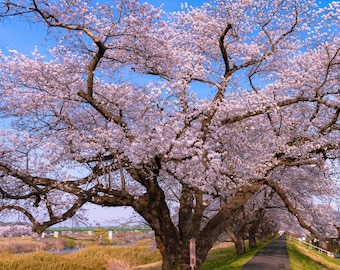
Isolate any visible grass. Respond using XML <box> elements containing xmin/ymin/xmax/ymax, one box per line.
<box><xmin>0</xmin><ymin>238</ymin><xmax>161</xmax><ymax>270</ymax></box>
<box><xmin>287</xmin><ymin>237</ymin><xmax>340</xmax><ymax>270</ymax></box>
<box><xmin>200</xmin><ymin>239</ymin><xmax>273</xmax><ymax>270</ymax></box>
<box><xmin>0</xmin><ymin>252</ymin><xmax>96</xmax><ymax>270</ymax></box>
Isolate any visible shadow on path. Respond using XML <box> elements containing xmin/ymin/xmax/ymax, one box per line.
<box><xmin>242</xmin><ymin>237</ymin><xmax>291</xmax><ymax>270</ymax></box>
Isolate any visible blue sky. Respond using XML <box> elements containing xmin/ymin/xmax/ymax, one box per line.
<box><xmin>0</xmin><ymin>0</ymin><xmax>207</xmax><ymax>54</ymax></box>
<box><xmin>0</xmin><ymin>0</ymin><xmax>334</xmax><ymax>54</ymax></box>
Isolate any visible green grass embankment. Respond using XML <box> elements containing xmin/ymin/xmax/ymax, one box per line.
<box><xmin>287</xmin><ymin>237</ymin><xmax>340</xmax><ymax>270</ymax></box>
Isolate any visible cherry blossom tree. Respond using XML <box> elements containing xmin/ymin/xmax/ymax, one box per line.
<box><xmin>0</xmin><ymin>0</ymin><xmax>339</xmax><ymax>269</ymax></box>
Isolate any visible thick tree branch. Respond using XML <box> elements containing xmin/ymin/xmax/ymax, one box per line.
<box><xmin>219</xmin><ymin>23</ymin><xmax>233</xmax><ymax>76</ymax></box>
<box><xmin>264</xmin><ymin>179</ymin><xmax>326</xmax><ymax>241</ymax></box>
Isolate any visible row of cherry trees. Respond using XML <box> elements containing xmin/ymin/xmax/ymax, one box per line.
<box><xmin>0</xmin><ymin>0</ymin><xmax>339</xmax><ymax>269</ymax></box>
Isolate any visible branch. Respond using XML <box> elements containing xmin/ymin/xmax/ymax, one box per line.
<box><xmin>213</xmin><ymin>23</ymin><xmax>233</xmax><ymax>102</ymax></box>
<box><xmin>86</xmin><ymin>37</ymin><xmax>106</xmax><ymax>98</ymax></box>
<box><xmin>319</xmin><ymin>108</ymin><xmax>340</xmax><ymax>133</ymax></box>
<box><xmin>221</xmin><ymin>96</ymin><xmax>339</xmax><ymax>125</ymax></box>
<box><xmin>77</xmin><ymin>90</ymin><xmax>127</xmax><ymax>126</ymax></box>
<box><xmin>0</xmin><ymin>162</ymin><xmax>87</xmax><ymax>196</ymax></box>
<box><xmin>0</xmin><ymin>205</ymin><xmax>37</xmax><ymax>225</ymax></box>
<box><xmin>264</xmin><ymin>179</ymin><xmax>326</xmax><ymax>241</ymax></box>
<box><xmin>219</xmin><ymin>23</ymin><xmax>233</xmax><ymax>76</ymax></box>
<box><xmin>196</xmin><ymin>181</ymin><xmax>264</xmax><ymax>261</ymax></box>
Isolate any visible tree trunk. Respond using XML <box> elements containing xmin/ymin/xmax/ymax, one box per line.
<box><xmin>248</xmin><ymin>234</ymin><xmax>257</xmax><ymax>249</ymax></box>
<box><xmin>134</xmin><ymin>181</ymin><xmax>263</xmax><ymax>269</ymax></box>
<box><xmin>248</xmin><ymin>218</ymin><xmax>260</xmax><ymax>249</ymax></box>
<box><xmin>246</xmin><ymin>207</ymin><xmax>266</xmax><ymax>249</ymax></box>
<box><xmin>159</xmin><ymin>237</ymin><xmax>205</xmax><ymax>270</ymax></box>
<box><xmin>226</xmin><ymin>226</ymin><xmax>246</xmax><ymax>256</ymax></box>
<box><xmin>235</xmin><ymin>238</ymin><xmax>246</xmax><ymax>256</ymax></box>
<box><xmin>154</xmin><ymin>234</ymin><xmax>179</xmax><ymax>270</ymax></box>
<box><xmin>233</xmin><ymin>235</ymin><xmax>246</xmax><ymax>256</ymax></box>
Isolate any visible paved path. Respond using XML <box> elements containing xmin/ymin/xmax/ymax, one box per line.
<box><xmin>242</xmin><ymin>237</ymin><xmax>291</xmax><ymax>270</ymax></box>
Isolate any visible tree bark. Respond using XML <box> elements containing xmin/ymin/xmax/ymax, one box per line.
<box><xmin>248</xmin><ymin>234</ymin><xmax>257</xmax><ymax>249</ymax></box>
<box><xmin>247</xmin><ymin>208</ymin><xmax>265</xmax><ymax>249</ymax></box>
<box><xmin>226</xmin><ymin>226</ymin><xmax>246</xmax><ymax>256</ymax></box>
<box><xmin>157</xmin><ymin>236</ymin><xmax>179</xmax><ymax>270</ymax></box>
